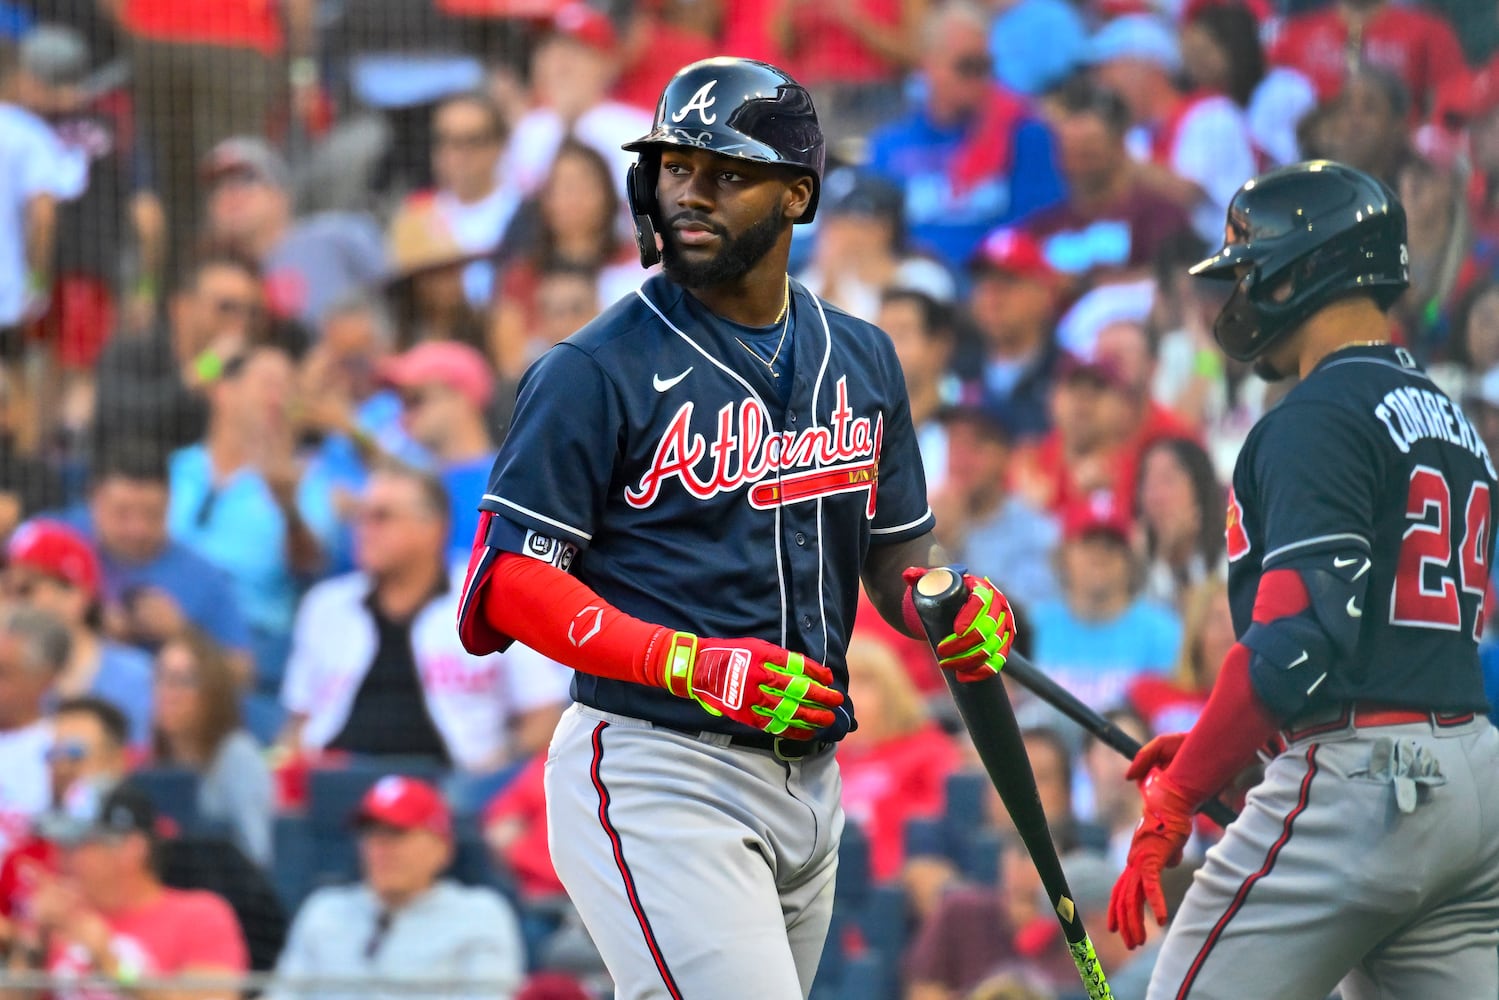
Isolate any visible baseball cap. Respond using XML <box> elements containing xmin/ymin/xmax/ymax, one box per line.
<box><xmin>549</xmin><ymin>3</ymin><xmax>617</xmax><ymax>52</ymax></box>
<box><xmin>970</xmin><ymin>228</ymin><xmax>1058</xmax><ymax>285</ymax></box>
<box><xmin>820</xmin><ymin>168</ymin><xmax>904</xmax><ymax>225</ymax></box>
<box><xmin>20</xmin><ymin>24</ymin><xmax>90</xmax><ymax>88</ymax></box>
<box><xmin>37</xmin><ymin>779</ymin><xmax>158</xmax><ymax>847</ymax></box>
<box><xmin>1056</xmin><ymin>351</ymin><xmax>1129</xmax><ymax>391</ymax></box>
<box><xmin>201</xmin><ymin>136</ymin><xmax>291</xmax><ymax>190</ymax></box>
<box><xmin>1062</xmin><ymin>491</ymin><xmax>1134</xmax><ymax>545</ymax></box>
<box><xmin>7</xmin><ymin>520</ymin><xmax>101</xmax><ymax>600</ymax></box>
<box><xmin>1086</xmin><ymin>14</ymin><xmax>1181</xmax><ymax>72</ymax></box>
<box><xmin>939</xmin><ymin>399</ymin><xmax>1017</xmax><ymax>443</ymax></box>
<box><xmin>379</xmin><ymin>341</ymin><xmax>496</xmax><ymax>410</ymax></box>
<box><xmin>889</xmin><ymin>257</ymin><xmax>958</xmax><ymax>305</ymax></box>
<box><xmin>353</xmin><ymin>775</ymin><xmax>452</xmax><ymax>841</ymax></box>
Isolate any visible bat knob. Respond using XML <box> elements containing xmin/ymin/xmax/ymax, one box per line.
<box><xmin>915</xmin><ymin>567</ymin><xmax>963</xmax><ymax>600</ymax></box>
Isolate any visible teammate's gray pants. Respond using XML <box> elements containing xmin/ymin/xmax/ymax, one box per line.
<box><xmin>545</xmin><ymin>704</ymin><xmax>843</xmax><ymax>1000</ymax></box>
<box><xmin>1148</xmin><ymin>716</ymin><xmax>1499</xmax><ymax>1000</ymax></box>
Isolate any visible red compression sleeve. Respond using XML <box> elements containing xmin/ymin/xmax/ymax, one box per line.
<box><xmin>481</xmin><ymin>553</ymin><xmax>671</xmax><ymax>688</ymax></box>
<box><xmin>1160</xmin><ymin>643</ymin><xmax>1278</xmax><ymax>804</ymax></box>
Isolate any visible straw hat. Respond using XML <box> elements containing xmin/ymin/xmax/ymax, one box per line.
<box><xmin>384</xmin><ymin>200</ymin><xmax>490</xmax><ymax>285</ymax></box>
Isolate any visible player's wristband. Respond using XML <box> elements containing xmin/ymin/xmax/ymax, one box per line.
<box><xmin>662</xmin><ymin>631</ymin><xmax>698</xmax><ymax>698</ymax></box>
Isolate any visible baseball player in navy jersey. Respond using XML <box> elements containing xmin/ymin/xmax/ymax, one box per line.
<box><xmin>1108</xmin><ymin>160</ymin><xmax>1499</xmax><ymax>999</ymax></box>
<box><xmin>454</xmin><ymin>58</ymin><xmax>1018</xmax><ymax>1000</ymax></box>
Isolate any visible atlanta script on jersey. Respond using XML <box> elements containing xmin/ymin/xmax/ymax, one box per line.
<box><xmin>460</xmin><ymin>274</ymin><xmax>934</xmax><ymax>738</ymax></box>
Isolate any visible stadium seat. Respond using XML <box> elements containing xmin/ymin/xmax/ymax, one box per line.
<box><xmin>959</xmin><ymin>828</ymin><xmax>1003</xmax><ymax>885</ymax></box>
<box><xmin>270</xmin><ymin>814</ymin><xmax>315</xmax><ymax>912</ymax></box>
<box><xmin>834</xmin><ymin>821</ymin><xmax>871</xmax><ymax>911</ymax></box>
<box><xmin>131</xmin><ymin>766</ymin><xmax>201</xmax><ymax>830</ymax></box>
<box><xmin>943</xmin><ymin>770</ymin><xmax>988</xmax><ymax>833</ymax></box>
<box><xmin>838</xmin><ymin>952</ymin><xmax>893</xmax><ymax>1000</ymax></box>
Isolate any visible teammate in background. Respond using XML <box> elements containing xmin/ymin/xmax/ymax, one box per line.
<box><xmin>457</xmin><ymin>58</ymin><xmax>1018</xmax><ymax>1000</ymax></box>
<box><xmin>1108</xmin><ymin>161</ymin><xmax>1499</xmax><ymax>998</ymax></box>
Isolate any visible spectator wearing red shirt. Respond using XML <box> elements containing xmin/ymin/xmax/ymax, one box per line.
<box><xmin>1460</xmin><ymin>60</ymin><xmax>1499</xmax><ymax>244</ymax></box>
<box><xmin>1270</xmin><ymin>0</ymin><xmax>1468</xmax><ymax>113</ymax></box>
<box><xmin>482</xmin><ymin>755</ymin><xmax>561</xmax><ymax>903</ymax></box>
<box><xmin>1087</xmin><ymin>14</ymin><xmax>1258</xmax><ymax>243</ymax></box>
<box><xmin>1320</xmin><ymin>66</ymin><xmax>1414</xmax><ymax>188</ymax></box>
<box><xmin>1128</xmin><ymin>573</ymin><xmax>1234</xmax><ymax>737</ymax></box>
<box><xmin>838</xmin><ymin>635</ymin><xmax>961</xmax><ymax>882</ymax></box>
<box><xmin>615</xmin><ymin>0</ymin><xmax>720</xmax><ymax>113</ymax></box>
<box><xmin>1022</xmin><ymin>80</ymin><xmax>1191</xmax><ymax>283</ymax></box>
<box><xmin>122</xmin><ymin>0</ymin><xmax>317</xmax><ymax>279</ymax></box>
<box><xmin>23</xmin><ymin>781</ymin><xmax>248</xmax><ymax>1000</ymax></box>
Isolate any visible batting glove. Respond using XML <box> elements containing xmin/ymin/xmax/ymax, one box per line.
<box><xmin>659</xmin><ymin>632</ymin><xmax>843</xmax><ymax>739</ymax></box>
<box><xmin>903</xmin><ymin>568</ymin><xmax>1017</xmax><ymax>682</ymax></box>
<box><xmin>1109</xmin><ymin>770</ymin><xmax>1196</xmax><ymax>950</ymax></box>
<box><xmin>1126</xmin><ymin>732</ymin><xmax>1188</xmax><ymax>784</ymax></box>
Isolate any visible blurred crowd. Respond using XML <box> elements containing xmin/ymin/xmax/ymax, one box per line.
<box><xmin>1</xmin><ymin>0</ymin><xmax>1499</xmax><ymax>997</ymax></box>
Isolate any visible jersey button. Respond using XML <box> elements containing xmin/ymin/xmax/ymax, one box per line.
<box><xmin>788</xmin><ymin>412</ymin><xmax>798</xmax><ymax>425</ymax></box>
<box><xmin>795</xmin><ymin>532</ymin><xmax>807</xmax><ymax>546</ymax></box>
<box><xmin>801</xmin><ymin>615</ymin><xmax>815</xmax><ymax>631</ymax></box>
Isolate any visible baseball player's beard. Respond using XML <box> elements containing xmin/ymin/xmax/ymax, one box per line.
<box><xmin>662</xmin><ymin>209</ymin><xmax>788</xmax><ymax>290</ymax></box>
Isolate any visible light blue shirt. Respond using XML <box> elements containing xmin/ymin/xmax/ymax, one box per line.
<box><xmin>988</xmin><ymin>0</ymin><xmax>1088</xmax><ymax>96</ymax></box>
<box><xmin>166</xmin><ymin>446</ymin><xmax>338</xmax><ymax>684</ymax></box>
<box><xmin>1029</xmin><ymin>597</ymin><xmax>1182</xmax><ymax>713</ymax></box>
<box><xmin>956</xmin><ymin>496</ymin><xmax>1063</xmax><ymax>612</ymax></box>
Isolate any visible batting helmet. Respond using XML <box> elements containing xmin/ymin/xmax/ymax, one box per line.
<box><xmin>622</xmin><ymin>57</ymin><xmax>825</xmax><ymax>267</ymax></box>
<box><xmin>1190</xmin><ymin>160</ymin><xmax>1409</xmax><ymax>362</ymax></box>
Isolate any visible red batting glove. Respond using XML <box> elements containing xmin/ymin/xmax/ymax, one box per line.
<box><xmin>901</xmin><ymin>568</ymin><xmax>1017</xmax><ymax>682</ymax></box>
<box><xmin>1126</xmin><ymin>732</ymin><xmax>1188</xmax><ymax>784</ymax></box>
<box><xmin>1109</xmin><ymin>770</ymin><xmax>1196</xmax><ymax>950</ymax></box>
<box><xmin>657</xmin><ymin>632</ymin><xmax>844</xmax><ymax>739</ymax></box>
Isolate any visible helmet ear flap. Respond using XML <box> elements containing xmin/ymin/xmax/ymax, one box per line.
<box><xmin>627</xmin><ymin>155</ymin><xmax>662</xmax><ymax>268</ymax></box>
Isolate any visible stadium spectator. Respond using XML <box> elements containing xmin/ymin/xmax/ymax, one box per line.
<box><xmin>23</xmin><ymin>780</ymin><xmax>249</xmax><ymax>998</ymax></box>
<box><xmin>1392</xmin><ymin>126</ymin><xmax>1482</xmax><ymax>360</ymax></box>
<box><xmin>1467</xmin><ymin>66</ymin><xmax>1499</xmax><ymax>244</ymax></box>
<box><xmin>0</xmin><ymin>696</ymin><xmax>127</xmax><ymax>921</ymax></box>
<box><xmin>500</xmin><ymin>3</ymin><xmax>652</xmax><ymax>202</ymax></box>
<box><xmin>1452</xmin><ymin>280</ymin><xmax>1499</xmax><ymax>379</ymax></box>
<box><xmin>767</xmin><ymin>0</ymin><xmax>925</xmax><ymax>143</ymax></box>
<box><xmin>1178</xmin><ymin>1</ymin><xmax>1316</xmax><ymax>167</ymax></box>
<box><xmin>614</xmin><ymin>0</ymin><xmax>719</xmax><ymax>112</ymax></box>
<box><xmin>903</xmin><ymin>834</ymin><xmax>1099</xmax><ymax>998</ymax></box>
<box><xmin>984</xmin><ymin>0</ymin><xmax>1088</xmax><ymax>96</ymax></box>
<box><xmin>1135</xmin><ymin>436</ymin><xmax>1222</xmax><ymax>611</ymax></box>
<box><xmin>796</xmin><ymin>168</ymin><xmax>911</xmax><ymax>322</ymax></box>
<box><xmin>1077</xmin><ymin>707</ymin><xmax>1149</xmax><ymax>867</ymax></box>
<box><xmin>81</xmin><ymin>445</ymin><xmax>252</xmax><ymax>666</ymax></box>
<box><xmin>150</xmin><ymin>631</ymin><xmax>274</xmax><ymax>868</ymax></box>
<box><xmin>529</xmin><ymin>263</ymin><xmax>602</xmax><ymax>358</ymax></box>
<box><xmin>482</xmin><ymin>754</ymin><xmax>559</xmax><ymax>904</ymax></box>
<box><xmin>278</xmin><ymin>465</ymin><xmax>569</xmax><ymax>777</ymax></box>
<box><xmin>379</xmin><ymin>342</ymin><xmax>496</xmax><ymax>561</ymax></box>
<box><xmin>4</xmin><ymin>521</ymin><xmax>152</xmax><ymax>744</ymax></box>
<box><xmin>0</xmin><ymin>640</ymin><xmax>59</xmax><ymax>846</ymax></box>
<box><xmin>930</xmin><ymin>402</ymin><xmax>1061</xmax><ymax>610</ymax></box>
<box><xmin>421</xmin><ymin>90</ymin><xmax>518</xmax><ymax>308</ymax></box>
<box><xmin>1269</xmin><ymin>0</ymin><xmax>1468</xmax><ymax>113</ymax></box>
<box><xmin>865</xmin><ymin>1</ymin><xmax>1064</xmax><ymax>270</ymax></box>
<box><xmin>965</xmin><ymin>227</ymin><xmax>1066</xmax><ymax>437</ymax></box>
<box><xmin>490</xmin><ymin>140</ymin><xmax>643</xmax><ymax>378</ymax></box>
<box><xmin>1012</xmin><ymin>356</ymin><xmax>1134</xmax><ymax>514</ymax></box>
<box><xmin>1128</xmin><ymin>573</ymin><xmax>1233</xmax><ymax>738</ymax></box>
<box><xmin>268</xmin><ymin>775</ymin><xmax>525</xmax><ymax>1000</ymax></box>
<box><xmin>382</xmin><ymin>199</ymin><xmax>489</xmax><ymax>353</ymax></box>
<box><xmin>880</xmin><ymin>287</ymin><xmax>958</xmax><ymax>487</ymax></box>
<box><xmin>1319</xmin><ymin>66</ymin><xmax>1413</xmax><ymax>188</ymax></box>
<box><xmin>201</xmin><ymin>136</ymin><xmax>387</xmax><ymax>332</ymax></box>
<box><xmin>1027</xmin><ymin>493</ymin><xmax>1181</xmax><ymax>715</ymax></box>
<box><xmin>167</xmin><ymin>344</ymin><xmax>338</xmax><ymax>695</ymax></box>
<box><xmin>838</xmin><ymin>635</ymin><xmax>962</xmax><ymax>882</ymax></box>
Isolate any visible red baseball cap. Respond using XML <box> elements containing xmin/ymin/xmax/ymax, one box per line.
<box><xmin>970</xmin><ymin>227</ymin><xmax>1058</xmax><ymax>285</ymax></box>
<box><xmin>550</xmin><ymin>2</ymin><xmax>617</xmax><ymax>51</ymax></box>
<box><xmin>6</xmin><ymin>520</ymin><xmax>102</xmax><ymax>600</ymax></box>
<box><xmin>1062</xmin><ymin>491</ymin><xmax>1134</xmax><ymax>545</ymax></box>
<box><xmin>1057</xmin><ymin>351</ymin><xmax>1129</xmax><ymax>391</ymax></box>
<box><xmin>379</xmin><ymin>341</ymin><xmax>495</xmax><ymax>410</ymax></box>
<box><xmin>354</xmin><ymin>776</ymin><xmax>452</xmax><ymax>841</ymax></box>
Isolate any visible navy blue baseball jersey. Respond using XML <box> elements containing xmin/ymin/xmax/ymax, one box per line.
<box><xmin>471</xmin><ymin>273</ymin><xmax>935</xmax><ymax>738</ymax></box>
<box><xmin>1225</xmin><ymin>344</ymin><xmax>1496</xmax><ymax>714</ymax></box>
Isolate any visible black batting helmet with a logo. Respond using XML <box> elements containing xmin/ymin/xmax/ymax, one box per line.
<box><xmin>622</xmin><ymin>57</ymin><xmax>825</xmax><ymax>267</ymax></box>
<box><xmin>1191</xmin><ymin>160</ymin><xmax>1409</xmax><ymax>362</ymax></box>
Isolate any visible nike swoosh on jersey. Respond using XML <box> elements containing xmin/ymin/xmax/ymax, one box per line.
<box><xmin>1346</xmin><ymin>597</ymin><xmax>1362</xmax><ymax>618</ymax></box>
<box><xmin>1288</xmin><ymin>650</ymin><xmax>1309</xmax><ymax>668</ymax></box>
<box><xmin>653</xmin><ymin>367</ymin><xmax>693</xmax><ymax>392</ymax></box>
<box><xmin>1333</xmin><ymin>556</ymin><xmax>1359</xmax><ymax>567</ymax></box>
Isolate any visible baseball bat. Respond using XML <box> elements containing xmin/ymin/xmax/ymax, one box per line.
<box><xmin>913</xmin><ymin>568</ymin><xmax>1113</xmax><ymax>1000</ymax></box>
<box><xmin>999</xmin><ymin>656</ymin><xmax>1240</xmax><ymax>828</ymax></box>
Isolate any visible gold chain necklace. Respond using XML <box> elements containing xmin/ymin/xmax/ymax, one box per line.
<box><xmin>735</xmin><ymin>281</ymin><xmax>791</xmax><ymax>378</ymax></box>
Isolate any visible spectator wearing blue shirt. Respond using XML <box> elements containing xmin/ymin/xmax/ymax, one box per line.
<box><xmin>3</xmin><ymin>521</ymin><xmax>153</xmax><ymax>745</ymax></box>
<box><xmin>377</xmin><ymin>341</ymin><xmax>497</xmax><ymax>566</ymax></box>
<box><xmin>167</xmin><ymin>345</ymin><xmax>339</xmax><ymax>697</ymax></box>
<box><xmin>987</xmin><ymin>0</ymin><xmax>1088</xmax><ymax>96</ymax></box>
<box><xmin>1028</xmin><ymin>493</ymin><xmax>1182</xmax><ymax>721</ymax></box>
<box><xmin>78</xmin><ymin>444</ymin><xmax>253</xmax><ymax>674</ymax></box>
<box><xmin>865</xmin><ymin>1</ymin><xmax>1064</xmax><ymax>271</ymax></box>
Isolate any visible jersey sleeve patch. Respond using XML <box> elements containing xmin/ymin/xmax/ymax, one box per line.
<box><xmin>521</xmin><ymin>529</ymin><xmax>579</xmax><ymax>572</ymax></box>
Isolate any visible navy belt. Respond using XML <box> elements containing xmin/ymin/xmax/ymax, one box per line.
<box><xmin>655</xmin><ymin>721</ymin><xmax>833</xmax><ymax>761</ymax></box>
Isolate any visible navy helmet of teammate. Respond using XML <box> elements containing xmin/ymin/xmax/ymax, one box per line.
<box><xmin>455</xmin><ymin>58</ymin><xmax>1018</xmax><ymax>1000</ymax></box>
<box><xmin>1110</xmin><ymin>160</ymin><xmax>1499</xmax><ymax>999</ymax></box>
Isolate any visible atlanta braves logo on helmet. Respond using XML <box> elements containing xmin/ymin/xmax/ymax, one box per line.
<box><xmin>625</xmin><ymin>377</ymin><xmax>882</xmax><ymax>516</ymax></box>
<box><xmin>670</xmin><ymin>80</ymin><xmax>719</xmax><ymax>126</ymax></box>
